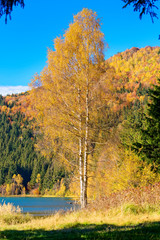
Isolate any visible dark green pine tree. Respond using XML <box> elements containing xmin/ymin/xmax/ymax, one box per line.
<box><xmin>137</xmin><ymin>79</ymin><xmax>160</xmax><ymax>168</ymax></box>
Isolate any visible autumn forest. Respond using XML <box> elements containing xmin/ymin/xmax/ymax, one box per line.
<box><xmin>0</xmin><ymin>9</ymin><xmax>160</xmax><ymax>211</ymax></box>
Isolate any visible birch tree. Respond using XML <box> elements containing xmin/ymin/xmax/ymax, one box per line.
<box><xmin>31</xmin><ymin>8</ymin><xmax>106</xmax><ymax>208</ymax></box>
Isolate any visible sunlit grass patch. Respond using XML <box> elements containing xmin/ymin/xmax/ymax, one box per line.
<box><xmin>0</xmin><ymin>202</ymin><xmax>32</xmax><ymax>225</ymax></box>
<box><xmin>0</xmin><ymin>200</ymin><xmax>160</xmax><ymax>233</ymax></box>
<box><xmin>115</xmin><ymin>202</ymin><xmax>160</xmax><ymax>216</ymax></box>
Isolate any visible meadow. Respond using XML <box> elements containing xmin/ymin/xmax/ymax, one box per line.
<box><xmin>1</xmin><ymin>200</ymin><xmax>160</xmax><ymax>239</ymax></box>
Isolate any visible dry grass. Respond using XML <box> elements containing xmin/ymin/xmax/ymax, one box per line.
<box><xmin>0</xmin><ymin>209</ymin><xmax>160</xmax><ymax>240</ymax></box>
<box><xmin>0</xmin><ymin>202</ymin><xmax>21</xmax><ymax>215</ymax></box>
<box><xmin>0</xmin><ymin>205</ymin><xmax>160</xmax><ymax>232</ymax></box>
<box><xmin>0</xmin><ymin>202</ymin><xmax>32</xmax><ymax>225</ymax></box>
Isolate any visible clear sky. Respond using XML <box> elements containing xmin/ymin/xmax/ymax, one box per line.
<box><xmin>0</xmin><ymin>0</ymin><xmax>159</xmax><ymax>95</ymax></box>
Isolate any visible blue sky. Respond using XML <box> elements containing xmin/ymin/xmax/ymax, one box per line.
<box><xmin>0</xmin><ymin>0</ymin><xmax>159</xmax><ymax>95</ymax></box>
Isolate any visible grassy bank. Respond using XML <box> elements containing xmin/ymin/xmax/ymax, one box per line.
<box><xmin>1</xmin><ymin>203</ymin><xmax>160</xmax><ymax>239</ymax></box>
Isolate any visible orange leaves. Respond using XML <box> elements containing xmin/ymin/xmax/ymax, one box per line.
<box><xmin>108</xmin><ymin>46</ymin><xmax>160</xmax><ymax>88</ymax></box>
<box><xmin>1</xmin><ymin>105</ymin><xmax>8</xmax><ymax>112</ymax></box>
<box><xmin>0</xmin><ymin>93</ymin><xmax>32</xmax><ymax>122</ymax></box>
<box><xmin>106</xmin><ymin>46</ymin><xmax>160</xmax><ymax>107</ymax></box>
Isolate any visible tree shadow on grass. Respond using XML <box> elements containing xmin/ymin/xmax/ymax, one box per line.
<box><xmin>0</xmin><ymin>222</ymin><xmax>160</xmax><ymax>240</ymax></box>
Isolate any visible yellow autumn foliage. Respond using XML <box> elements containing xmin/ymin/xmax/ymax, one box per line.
<box><xmin>87</xmin><ymin>141</ymin><xmax>160</xmax><ymax>199</ymax></box>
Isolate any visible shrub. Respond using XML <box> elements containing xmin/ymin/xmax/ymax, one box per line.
<box><xmin>92</xmin><ymin>182</ymin><xmax>160</xmax><ymax>211</ymax></box>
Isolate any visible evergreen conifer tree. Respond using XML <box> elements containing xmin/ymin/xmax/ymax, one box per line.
<box><xmin>135</xmin><ymin>79</ymin><xmax>160</xmax><ymax>168</ymax></box>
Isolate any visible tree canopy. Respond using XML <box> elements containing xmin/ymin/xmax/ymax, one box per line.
<box><xmin>0</xmin><ymin>0</ymin><xmax>25</xmax><ymax>23</ymax></box>
<box><xmin>122</xmin><ymin>0</ymin><xmax>159</xmax><ymax>22</ymax></box>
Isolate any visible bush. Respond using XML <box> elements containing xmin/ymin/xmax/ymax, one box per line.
<box><xmin>92</xmin><ymin>182</ymin><xmax>160</xmax><ymax>211</ymax></box>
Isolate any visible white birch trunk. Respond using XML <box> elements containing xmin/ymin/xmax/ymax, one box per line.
<box><xmin>83</xmin><ymin>80</ymin><xmax>89</xmax><ymax>208</ymax></box>
<box><xmin>79</xmin><ymin>133</ymin><xmax>83</xmax><ymax>208</ymax></box>
<box><xmin>78</xmin><ymin>89</ymin><xmax>84</xmax><ymax>208</ymax></box>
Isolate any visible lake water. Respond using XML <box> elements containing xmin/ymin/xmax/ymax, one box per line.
<box><xmin>0</xmin><ymin>197</ymin><xmax>79</xmax><ymax>216</ymax></box>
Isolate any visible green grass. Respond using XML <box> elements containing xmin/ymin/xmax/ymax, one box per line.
<box><xmin>1</xmin><ymin>202</ymin><xmax>160</xmax><ymax>239</ymax></box>
<box><xmin>1</xmin><ymin>222</ymin><xmax>160</xmax><ymax>239</ymax></box>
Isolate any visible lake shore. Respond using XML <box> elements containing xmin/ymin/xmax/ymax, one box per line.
<box><xmin>0</xmin><ymin>194</ymin><xmax>78</xmax><ymax>199</ymax></box>
<box><xmin>0</xmin><ymin>196</ymin><xmax>80</xmax><ymax>217</ymax></box>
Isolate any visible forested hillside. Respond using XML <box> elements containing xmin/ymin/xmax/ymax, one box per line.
<box><xmin>108</xmin><ymin>46</ymin><xmax>160</xmax><ymax>87</ymax></box>
<box><xmin>0</xmin><ymin>45</ymin><xmax>160</xmax><ymax>199</ymax></box>
<box><xmin>0</xmin><ymin>93</ymin><xmax>67</xmax><ymax>195</ymax></box>
<box><xmin>107</xmin><ymin>46</ymin><xmax>160</xmax><ymax>110</ymax></box>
